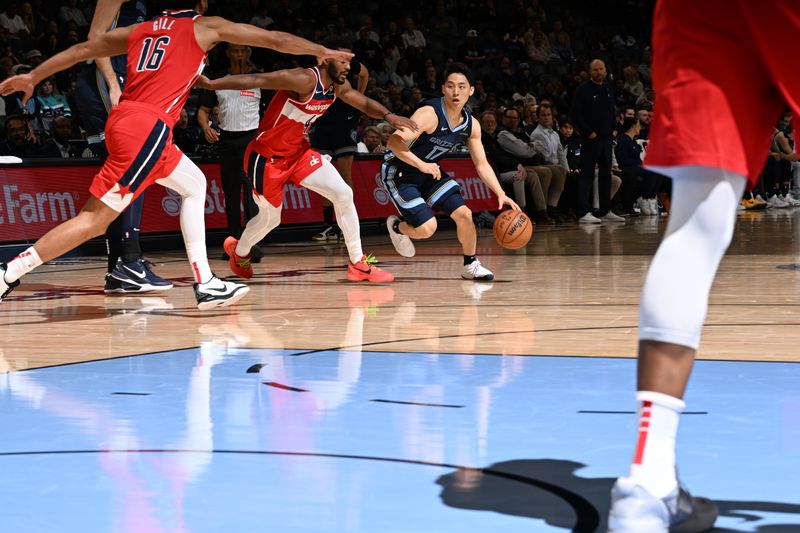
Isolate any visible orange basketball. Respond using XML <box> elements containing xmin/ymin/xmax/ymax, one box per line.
<box><xmin>493</xmin><ymin>210</ymin><xmax>533</xmax><ymax>249</ymax></box>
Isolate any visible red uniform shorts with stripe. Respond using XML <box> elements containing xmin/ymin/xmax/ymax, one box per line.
<box><xmin>646</xmin><ymin>0</ymin><xmax>800</xmax><ymax>187</ymax></box>
<box><xmin>243</xmin><ymin>143</ymin><xmax>324</xmax><ymax>207</ymax></box>
<box><xmin>89</xmin><ymin>101</ymin><xmax>183</xmax><ymax>212</ymax></box>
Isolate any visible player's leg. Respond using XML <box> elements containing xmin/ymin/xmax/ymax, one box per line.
<box><xmin>0</xmin><ymin>196</ymin><xmax>124</xmax><ymax>301</ymax></box>
<box><xmin>381</xmin><ymin>164</ymin><xmax>438</xmax><ymax>257</ymax></box>
<box><xmin>224</xmin><ymin>150</ymin><xmax>289</xmax><ymax>279</ymax></box>
<box><xmin>300</xmin><ymin>157</ymin><xmax>393</xmax><ymax>282</ymax></box>
<box><xmin>156</xmin><ymin>153</ymin><xmax>249</xmax><ymax>309</ymax></box>
<box><xmin>608</xmin><ymin>167</ymin><xmax>744</xmax><ymax>532</ymax></box>
<box><xmin>438</xmin><ymin>190</ymin><xmax>494</xmax><ymax>281</ymax></box>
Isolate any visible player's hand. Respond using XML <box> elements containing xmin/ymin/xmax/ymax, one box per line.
<box><xmin>109</xmin><ymin>84</ymin><xmax>122</xmax><ymax>107</ymax></box>
<box><xmin>386</xmin><ymin>113</ymin><xmax>419</xmax><ymax>132</ymax></box>
<box><xmin>194</xmin><ymin>75</ymin><xmax>213</xmax><ymax>89</ymax></box>
<box><xmin>420</xmin><ymin>162</ymin><xmax>441</xmax><ymax>180</ymax></box>
<box><xmin>497</xmin><ymin>192</ymin><xmax>520</xmax><ymax>212</ymax></box>
<box><xmin>318</xmin><ymin>48</ymin><xmax>354</xmax><ymax>64</ymax></box>
<box><xmin>203</xmin><ymin>127</ymin><xmax>220</xmax><ymax>143</ymax></box>
<box><xmin>0</xmin><ymin>73</ymin><xmax>35</xmax><ymax>104</ymax></box>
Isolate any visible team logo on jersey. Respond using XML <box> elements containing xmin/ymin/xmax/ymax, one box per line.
<box><xmin>310</xmin><ymin>156</ymin><xmax>320</xmax><ymax>166</ymax></box>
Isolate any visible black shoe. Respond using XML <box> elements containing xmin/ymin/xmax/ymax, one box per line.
<box><xmin>249</xmin><ymin>244</ymin><xmax>263</xmax><ymax>264</ymax></box>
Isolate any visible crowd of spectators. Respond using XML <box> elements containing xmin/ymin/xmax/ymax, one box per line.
<box><xmin>17</xmin><ymin>0</ymin><xmax>788</xmax><ymax>218</ymax></box>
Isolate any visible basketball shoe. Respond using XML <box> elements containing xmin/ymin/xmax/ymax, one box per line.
<box><xmin>386</xmin><ymin>216</ymin><xmax>415</xmax><ymax>257</ymax></box>
<box><xmin>608</xmin><ymin>477</ymin><xmax>718</xmax><ymax>533</ymax></box>
<box><xmin>224</xmin><ymin>236</ymin><xmax>253</xmax><ymax>279</ymax></box>
<box><xmin>104</xmin><ymin>258</ymin><xmax>173</xmax><ymax>294</ymax></box>
<box><xmin>312</xmin><ymin>226</ymin><xmax>342</xmax><ymax>242</ymax></box>
<box><xmin>462</xmin><ymin>258</ymin><xmax>494</xmax><ymax>281</ymax></box>
<box><xmin>193</xmin><ymin>275</ymin><xmax>250</xmax><ymax>310</ymax></box>
<box><xmin>347</xmin><ymin>254</ymin><xmax>394</xmax><ymax>283</ymax></box>
<box><xmin>0</xmin><ymin>263</ymin><xmax>19</xmax><ymax>302</ymax></box>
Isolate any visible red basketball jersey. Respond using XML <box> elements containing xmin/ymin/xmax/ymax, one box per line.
<box><xmin>250</xmin><ymin>66</ymin><xmax>336</xmax><ymax>158</ymax></box>
<box><xmin>121</xmin><ymin>10</ymin><xmax>207</xmax><ymax>126</ymax></box>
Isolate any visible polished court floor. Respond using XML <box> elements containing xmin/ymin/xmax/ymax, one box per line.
<box><xmin>1</xmin><ymin>210</ymin><xmax>799</xmax><ymax>531</ymax></box>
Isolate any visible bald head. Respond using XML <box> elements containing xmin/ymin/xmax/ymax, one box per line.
<box><xmin>589</xmin><ymin>59</ymin><xmax>607</xmax><ymax>85</ymax></box>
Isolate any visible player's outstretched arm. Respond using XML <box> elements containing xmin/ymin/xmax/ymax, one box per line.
<box><xmin>198</xmin><ymin>18</ymin><xmax>353</xmax><ymax>63</ymax></box>
<box><xmin>195</xmin><ymin>69</ymin><xmax>314</xmax><ymax>94</ymax></box>
<box><xmin>386</xmin><ymin>105</ymin><xmax>442</xmax><ymax>179</ymax></box>
<box><xmin>0</xmin><ymin>26</ymin><xmax>134</xmax><ymax>103</ymax></box>
<box><xmin>467</xmin><ymin>120</ymin><xmax>520</xmax><ymax>211</ymax></box>
<box><xmin>88</xmin><ymin>0</ymin><xmax>127</xmax><ymax>107</ymax></box>
<box><xmin>338</xmin><ymin>82</ymin><xmax>418</xmax><ymax>132</ymax></box>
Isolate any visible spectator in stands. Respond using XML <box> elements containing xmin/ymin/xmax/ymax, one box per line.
<box><xmin>357</xmin><ymin>126</ymin><xmax>385</xmax><ymax>153</ymax></box>
<box><xmin>638</xmin><ymin>46</ymin><xmax>652</xmax><ymax>83</ymax></box>
<box><xmin>408</xmin><ymin>86</ymin><xmax>423</xmax><ymax>110</ymax></box>
<box><xmin>503</xmin><ymin>23</ymin><xmax>528</xmax><ymax>62</ymax></box>
<box><xmin>623</xmin><ymin>65</ymin><xmax>645</xmax><ymax>100</ymax></box>
<box><xmin>376</xmin><ymin>121</ymin><xmax>393</xmax><ymax>147</ymax></box>
<box><xmin>401</xmin><ymin>17</ymin><xmax>426</xmax><ymax>52</ymax></box>
<box><xmin>529</xmin><ymin>104</ymin><xmax>568</xmax><ymax>221</ymax></box>
<box><xmin>480</xmin><ymin>110</ymin><xmax>546</xmax><ymax>221</ymax></box>
<box><xmin>19</xmin><ymin>2</ymin><xmax>38</xmax><ymax>39</ymax></box>
<box><xmin>38</xmin><ymin>115</ymin><xmax>79</xmax><ymax>158</ymax></box>
<box><xmin>0</xmin><ymin>115</ymin><xmax>39</xmax><ymax>158</ymax></box>
<box><xmin>173</xmin><ymin>108</ymin><xmax>199</xmax><ymax>156</ymax></box>
<box><xmin>570</xmin><ymin>59</ymin><xmax>617</xmax><ymax>223</ymax></box>
<box><xmin>354</xmin><ymin>25</ymin><xmax>382</xmax><ymax>72</ymax></box>
<box><xmin>249</xmin><ymin>3</ymin><xmax>273</xmax><ymax>29</ymax></box>
<box><xmin>0</xmin><ymin>3</ymin><xmax>28</xmax><ymax>40</ymax></box>
<box><xmin>497</xmin><ymin>107</ymin><xmax>556</xmax><ymax>223</ymax></box>
<box><xmin>549</xmin><ymin>19</ymin><xmax>570</xmax><ymax>48</ymax></box>
<box><xmin>419</xmin><ymin>64</ymin><xmax>439</xmax><ymax>97</ymax></box>
<box><xmin>615</xmin><ymin>116</ymin><xmax>662</xmax><ymax>215</ymax></box>
<box><xmin>391</xmin><ymin>58</ymin><xmax>416</xmax><ymax>89</ymax></box>
<box><xmin>34</xmin><ymin>77</ymin><xmax>71</xmax><ymax>134</ymax></box>
<box><xmin>636</xmin><ymin>107</ymin><xmax>651</xmax><ymax>140</ymax></box>
<box><xmin>467</xmin><ymin>78</ymin><xmax>486</xmax><ymax>110</ymax></box>
<box><xmin>616</xmin><ymin>105</ymin><xmax>636</xmax><ymax>136</ymax></box>
<box><xmin>357</xmin><ymin>15</ymin><xmax>380</xmax><ymax>44</ymax></box>
<box><xmin>24</xmin><ymin>49</ymin><xmax>43</xmax><ymax>68</ymax></box>
<box><xmin>59</xmin><ymin>0</ymin><xmax>88</xmax><ymax>30</ymax></box>
<box><xmin>458</xmin><ymin>30</ymin><xmax>487</xmax><ymax>72</ymax></box>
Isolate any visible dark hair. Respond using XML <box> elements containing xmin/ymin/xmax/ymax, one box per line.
<box><xmin>536</xmin><ymin>103</ymin><xmax>553</xmax><ymax>117</ymax></box>
<box><xmin>442</xmin><ymin>62</ymin><xmax>474</xmax><ymax>86</ymax></box>
<box><xmin>4</xmin><ymin>115</ymin><xmax>26</xmax><ymax>127</ymax></box>
<box><xmin>622</xmin><ymin>116</ymin><xmax>639</xmax><ymax>132</ymax></box>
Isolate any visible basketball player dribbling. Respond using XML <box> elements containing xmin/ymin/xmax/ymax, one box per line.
<box><xmin>0</xmin><ymin>0</ymin><xmax>352</xmax><ymax>309</ymax></box>
<box><xmin>195</xmin><ymin>46</ymin><xmax>418</xmax><ymax>283</ymax></box>
<box><xmin>382</xmin><ymin>63</ymin><xmax>519</xmax><ymax>281</ymax></box>
<box><xmin>609</xmin><ymin>1</ymin><xmax>800</xmax><ymax>530</ymax></box>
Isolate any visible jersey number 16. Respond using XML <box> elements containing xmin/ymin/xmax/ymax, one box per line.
<box><xmin>136</xmin><ymin>36</ymin><xmax>171</xmax><ymax>72</ymax></box>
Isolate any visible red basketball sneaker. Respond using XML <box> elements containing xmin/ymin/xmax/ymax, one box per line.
<box><xmin>224</xmin><ymin>237</ymin><xmax>254</xmax><ymax>279</ymax></box>
<box><xmin>347</xmin><ymin>254</ymin><xmax>394</xmax><ymax>283</ymax></box>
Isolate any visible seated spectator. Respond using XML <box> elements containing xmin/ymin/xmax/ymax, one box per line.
<box><xmin>390</xmin><ymin>58</ymin><xmax>416</xmax><ymax>89</ymax></box>
<box><xmin>418</xmin><ymin>64</ymin><xmax>439</xmax><ymax>97</ymax></box>
<box><xmin>353</xmin><ymin>25</ymin><xmax>382</xmax><ymax>72</ymax></box>
<box><xmin>249</xmin><ymin>4</ymin><xmax>273</xmax><ymax>29</ymax></box>
<box><xmin>496</xmin><ymin>108</ymin><xmax>558</xmax><ymax>223</ymax></box>
<box><xmin>636</xmin><ymin>106</ymin><xmax>651</xmax><ymax>140</ymax></box>
<box><xmin>58</xmin><ymin>0</ymin><xmax>88</xmax><ymax>30</ymax></box>
<box><xmin>528</xmin><ymin>104</ymin><xmax>568</xmax><ymax>221</ymax></box>
<box><xmin>37</xmin><ymin>116</ymin><xmax>79</xmax><ymax>158</ymax></box>
<box><xmin>34</xmin><ymin>77</ymin><xmax>71</xmax><ymax>134</ymax></box>
<box><xmin>400</xmin><ymin>17</ymin><xmax>426</xmax><ymax>52</ymax></box>
<box><xmin>24</xmin><ymin>49</ymin><xmax>43</xmax><ymax>68</ymax></box>
<box><xmin>357</xmin><ymin>126</ymin><xmax>385</xmax><ymax>153</ymax></box>
<box><xmin>458</xmin><ymin>29</ymin><xmax>487</xmax><ymax>71</ymax></box>
<box><xmin>0</xmin><ymin>3</ymin><xmax>28</xmax><ymax>40</ymax></box>
<box><xmin>376</xmin><ymin>121</ymin><xmax>393</xmax><ymax>147</ymax></box>
<box><xmin>480</xmin><ymin>110</ymin><xmax>546</xmax><ymax>220</ymax></box>
<box><xmin>615</xmin><ymin>116</ymin><xmax>663</xmax><ymax>215</ymax></box>
<box><xmin>0</xmin><ymin>115</ymin><xmax>39</xmax><ymax>158</ymax></box>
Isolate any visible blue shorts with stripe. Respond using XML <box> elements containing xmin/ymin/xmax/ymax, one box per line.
<box><xmin>380</xmin><ymin>162</ymin><xmax>466</xmax><ymax>227</ymax></box>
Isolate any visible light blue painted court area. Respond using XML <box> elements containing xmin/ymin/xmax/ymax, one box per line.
<box><xmin>1</xmin><ymin>347</ymin><xmax>798</xmax><ymax>532</ymax></box>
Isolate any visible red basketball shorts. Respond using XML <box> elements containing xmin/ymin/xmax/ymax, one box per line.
<box><xmin>90</xmin><ymin>101</ymin><xmax>183</xmax><ymax>211</ymax></box>
<box><xmin>646</xmin><ymin>0</ymin><xmax>800</xmax><ymax>186</ymax></box>
<box><xmin>243</xmin><ymin>143</ymin><xmax>324</xmax><ymax>207</ymax></box>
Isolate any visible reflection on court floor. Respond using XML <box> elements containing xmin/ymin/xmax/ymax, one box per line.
<box><xmin>1</xmin><ymin>346</ymin><xmax>798</xmax><ymax>532</ymax></box>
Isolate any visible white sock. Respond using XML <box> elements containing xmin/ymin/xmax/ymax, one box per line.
<box><xmin>628</xmin><ymin>390</ymin><xmax>685</xmax><ymax>498</ymax></box>
<box><xmin>4</xmin><ymin>247</ymin><xmax>43</xmax><ymax>283</ymax></box>
<box><xmin>156</xmin><ymin>154</ymin><xmax>213</xmax><ymax>284</ymax></box>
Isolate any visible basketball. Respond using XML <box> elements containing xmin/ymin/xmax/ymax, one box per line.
<box><xmin>493</xmin><ymin>210</ymin><xmax>533</xmax><ymax>249</ymax></box>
